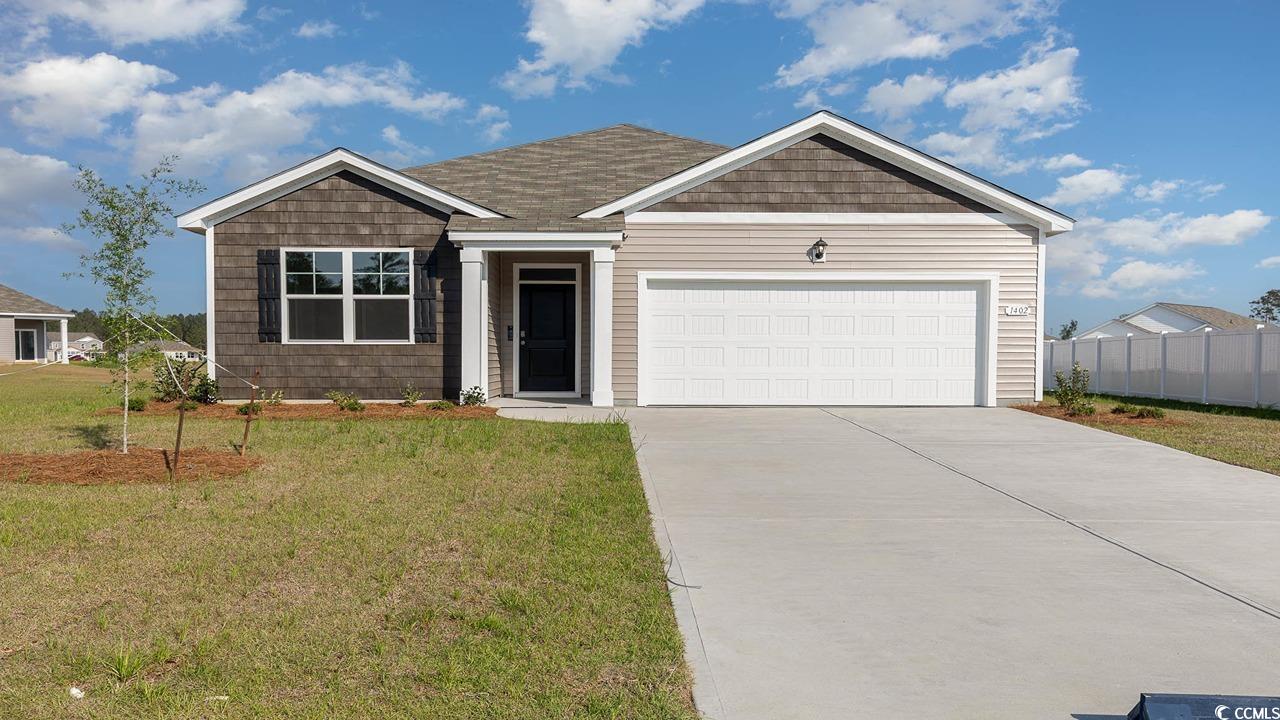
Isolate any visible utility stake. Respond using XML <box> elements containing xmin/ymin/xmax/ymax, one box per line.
<box><xmin>239</xmin><ymin>369</ymin><xmax>261</xmax><ymax>456</ymax></box>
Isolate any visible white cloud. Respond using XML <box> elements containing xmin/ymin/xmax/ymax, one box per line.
<box><xmin>1047</xmin><ymin>218</ymin><xmax>1108</xmax><ymax>287</ymax></box>
<box><xmin>471</xmin><ymin>104</ymin><xmax>511</xmax><ymax>143</ymax></box>
<box><xmin>500</xmin><ymin>0</ymin><xmax>705</xmax><ymax>98</ymax></box>
<box><xmin>918</xmin><ymin>130</ymin><xmax>1031</xmax><ymax>175</ymax></box>
<box><xmin>0</xmin><ymin>53</ymin><xmax>175</xmax><ymax>141</ymax></box>
<box><xmin>1081</xmin><ymin>260</ymin><xmax>1204</xmax><ymax>299</ymax></box>
<box><xmin>373</xmin><ymin>125</ymin><xmax>433</xmax><ymax>167</ymax></box>
<box><xmin>1042</xmin><ymin>153</ymin><xmax>1089</xmax><ymax>171</ymax></box>
<box><xmin>1257</xmin><ymin>256</ymin><xmax>1280</xmax><ymax>269</ymax></box>
<box><xmin>861</xmin><ymin>73</ymin><xmax>946</xmax><ymax>119</ymax></box>
<box><xmin>14</xmin><ymin>0</ymin><xmax>245</xmax><ymax>46</ymax></box>
<box><xmin>295</xmin><ymin>19</ymin><xmax>339</xmax><ymax>38</ymax></box>
<box><xmin>1041</xmin><ymin>168</ymin><xmax>1133</xmax><ymax>206</ymax></box>
<box><xmin>943</xmin><ymin>42</ymin><xmax>1083</xmax><ymax>134</ymax></box>
<box><xmin>1193</xmin><ymin>181</ymin><xmax>1226</xmax><ymax>200</ymax></box>
<box><xmin>255</xmin><ymin>5</ymin><xmax>289</xmax><ymax>21</ymax></box>
<box><xmin>1110</xmin><ymin>210</ymin><xmax>1271</xmax><ymax>253</ymax></box>
<box><xmin>1133</xmin><ymin>179</ymin><xmax>1180</xmax><ymax>203</ymax></box>
<box><xmin>0</xmin><ymin>226</ymin><xmax>84</xmax><ymax>252</ymax></box>
<box><xmin>131</xmin><ymin>62</ymin><xmax>466</xmax><ymax>181</ymax></box>
<box><xmin>0</xmin><ymin>148</ymin><xmax>77</xmax><ymax>222</ymax></box>
<box><xmin>776</xmin><ymin>0</ymin><xmax>1054</xmax><ymax>87</ymax></box>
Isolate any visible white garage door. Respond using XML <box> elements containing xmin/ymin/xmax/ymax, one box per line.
<box><xmin>640</xmin><ymin>279</ymin><xmax>985</xmax><ymax>406</ymax></box>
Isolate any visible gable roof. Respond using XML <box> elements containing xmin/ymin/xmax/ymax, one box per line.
<box><xmin>1078</xmin><ymin>317</ymin><xmax>1150</xmax><ymax>337</ymax></box>
<box><xmin>403</xmin><ymin>125</ymin><xmax>726</xmax><ymax>233</ymax></box>
<box><xmin>0</xmin><ymin>283</ymin><xmax>71</xmax><ymax>316</ymax></box>
<box><xmin>177</xmin><ymin>148</ymin><xmax>502</xmax><ymax>231</ymax></box>
<box><xmin>580</xmin><ymin>111</ymin><xmax>1075</xmax><ymax>234</ymax></box>
<box><xmin>1148</xmin><ymin>302</ymin><xmax>1262</xmax><ymax>331</ymax></box>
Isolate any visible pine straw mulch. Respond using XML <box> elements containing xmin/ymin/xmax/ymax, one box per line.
<box><xmin>98</xmin><ymin>401</ymin><xmax>499</xmax><ymax>420</ymax></box>
<box><xmin>1014</xmin><ymin>403</ymin><xmax>1185</xmax><ymax>428</ymax></box>
<box><xmin>0</xmin><ymin>448</ymin><xmax>262</xmax><ymax>485</ymax></box>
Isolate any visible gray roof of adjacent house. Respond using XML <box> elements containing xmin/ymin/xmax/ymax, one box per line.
<box><xmin>1156</xmin><ymin>302</ymin><xmax>1261</xmax><ymax>331</ymax></box>
<box><xmin>402</xmin><ymin>124</ymin><xmax>728</xmax><ymax>232</ymax></box>
<box><xmin>0</xmin><ymin>283</ymin><xmax>71</xmax><ymax>316</ymax></box>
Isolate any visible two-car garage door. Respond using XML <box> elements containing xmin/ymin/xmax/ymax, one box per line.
<box><xmin>639</xmin><ymin>278</ymin><xmax>987</xmax><ymax>406</ymax></box>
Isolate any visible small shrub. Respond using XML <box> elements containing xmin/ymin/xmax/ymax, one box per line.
<box><xmin>151</xmin><ymin>360</ymin><xmax>192</xmax><ymax>402</ymax></box>
<box><xmin>426</xmin><ymin>400</ymin><xmax>455</xmax><ymax>411</ymax></box>
<box><xmin>263</xmin><ymin>389</ymin><xmax>284</xmax><ymax>406</ymax></box>
<box><xmin>1134</xmin><ymin>406</ymin><xmax>1166</xmax><ymax>419</ymax></box>
<box><xmin>122</xmin><ymin>394</ymin><xmax>147</xmax><ymax>412</ymax></box>
<box><xmin>325</xmin><ymin>390</ymin><xmax>366</xmax><ymax>412</ymax></box>
<box><xmin>400</xmin><ymin>381</ymin><xmax>422</xmax><ymax>407</ymax></box>
<box><xmin>191</xmin><ymin>375</ymin><xmax>219</xmax><ymax>404</ymax></box>
<box><xmin>1051</xmin><ymin>363</ymin><xmax>1094</xmax><ymax>416</ymax></box>
<box><xmin>459</xmin><ymin>386</ymin><xmax>486</xmax><ymax>406</ymax></box>
<box><xmin>1112</xmin><ymin>403</ymin><xmax>1137</xmax><ymax>415</ymax></box>
<box><xmin>236</xmin><ymin>401</ymin><xmax>262</xmax><ymax>416</ymax></box>
<box><xmin>176</xmin><ymin>400</ymin><xmax>198</xmax><ymax>411</ymax></box>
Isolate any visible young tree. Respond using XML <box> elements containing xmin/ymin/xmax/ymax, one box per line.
<box><xmin>1250</xmin><ymin>289</ymin><xmax>1280</xmax><ymax>325</ymax></box>
<box><xmin>65</xmin><ymin>158</ymin><xmax>204</xmax><ymax>453</ymax></box>
<box><xmin>1058</xmin><ymin>319</ymin><xmax>1079</xmax><ymax>340</ymax></box>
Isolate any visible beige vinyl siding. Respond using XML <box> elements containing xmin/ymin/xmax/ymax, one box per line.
<box><xmin>490</xmin><ymin>252</ymin><xmax>592</xmax><ymax>397</ymax></box>
<box><xmin>0</xmin><ymin>316</ymin><xmax>14</xmax><ymax>363</ymax></box>
<box><xmin>613</xmin><ymin>222</ymin><xmax>1042</xmax><ymax>404</ymax></box>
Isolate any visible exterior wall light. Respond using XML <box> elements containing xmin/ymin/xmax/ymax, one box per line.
<box><xmin>809</xmin><ymin>238</ymin><xmax>828</xmax><ymax>263</ymax></box>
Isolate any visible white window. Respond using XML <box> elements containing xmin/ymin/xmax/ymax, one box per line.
<box><xmin>282</xmin><ymin>248</ymin><xmax>413</xmax><ymax>344</ymax></box>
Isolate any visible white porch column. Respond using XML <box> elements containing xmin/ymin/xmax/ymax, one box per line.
<box><xmin>59</xmin><ymin>318</ymin><xmax>68</xmax><ymax>364</ymax></box>
<box><xmin>590</xmin><ymin>247</ymin><xmax>614</xmax><ymax>407</ymax></box>
<box><xmin>460</xmin><ymin>247</ymin><xmax>488</xmax><ymax>400</ymax></box>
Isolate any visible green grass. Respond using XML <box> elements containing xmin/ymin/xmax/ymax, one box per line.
<box><xmin>0</xmin><ymin>365</ymin><xmax>695</xmax><ymax>718</ymax></box>
<box><xmin>1029</xmin><ymin>393</ymin><xmax>1280</xmax><ymax>476</ymax></box>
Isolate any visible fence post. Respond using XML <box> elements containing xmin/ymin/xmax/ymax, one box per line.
<box><xmin>1256</xmin><ymin>324</ymin><xmax>1266</xmax><ymax>407</ymax></box>
<box><xmin>1047</xmin><ymin>340</ymin><xmax>1055</xmax><ymax>392</ymax></box>
<box><xmin>1159</xmin><ymin>331</ymin><xmax>1168</xmax><ymax>399</ymax></box>
<box><xmin>1201</xmin><ymin>327</ymin><xmax>1212</xmax><ymax>404</ymax></box>
<box><xmin>1070</xmin><ymin>337</ymin><xmax>1077</xmax><ymax>368</ymax></box>
<box><xmin>1095</xmin><ymin>337</ymin><xmax>1103</xmax><ymax>393</ymax></box>
<box><xmin>1124</xmin><ymin>333</ymin><xmax>1133</xmax><ymax>396</ymax></box>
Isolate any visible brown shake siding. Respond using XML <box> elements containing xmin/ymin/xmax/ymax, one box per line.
<box><xmin>611</xmin><ymin>222</ymin><xmax>1041</xmax><ymax>404</ymax></box>
<box><xmin>649</xmin><ymin>135</ymin><xmax>995</xmax><ymax>214</ymax></box>
<box><xmin>213</xmin><ymin>171</ymin><xmax>459</xmax><ymax>400</ymax></box>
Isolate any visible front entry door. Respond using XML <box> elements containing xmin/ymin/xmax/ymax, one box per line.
<box><xmin>14</xmin><ymin>329</ymin><xmax>36</xmax><ymax>361</ymax></box>
<box><xmin>519</xmin><ymin>283</ymin><xmax>575</xmax><ymax>393</ymax></box>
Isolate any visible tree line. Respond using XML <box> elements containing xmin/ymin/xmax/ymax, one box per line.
<box><xmin>54</xmin><ymin>309</ymin><xmax>206</xmax><ymax>350</ymax></box>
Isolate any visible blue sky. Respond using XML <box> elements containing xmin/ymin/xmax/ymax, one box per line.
<box><xmin>1</xmin><ymin>0</ymin><xmax>1275</xmax><ymax>333</ymax></box>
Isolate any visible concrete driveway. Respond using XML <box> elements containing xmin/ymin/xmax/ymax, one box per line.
<box><xmin>626</xmin><ymin>407</ymin><xmax>1280</xmax><ymax>720</ymax></box>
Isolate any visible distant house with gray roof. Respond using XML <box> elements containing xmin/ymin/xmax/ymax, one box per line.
<box><xmin>0</xmin><ymin>283</ymin><xmax>74</xmax><ymax>363</ymax></box>
<box><xmin>1078</xmin><ymin>302</ymin><xmax>1267</xmax><ymax>339</ymax></box>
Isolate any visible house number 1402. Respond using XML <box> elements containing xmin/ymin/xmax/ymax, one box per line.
<box><xmin>1004</xmin><ymin>305</ymin><xmax>1032</xmax><ymax>316</ymax></box>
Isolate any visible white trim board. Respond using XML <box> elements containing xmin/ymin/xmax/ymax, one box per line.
<box><xmin>583</xmin><ymin>111</ymin><xmax>1074</xmax><ymax>235</ymax></box>
<box><xmin>512</xmin><ymin>263</ymin><xmax>582</xmax><ymax>398</ymax></box>
<box><xmin>627</xmin><ymin>212</ymin><xmax>1027</xmax><ymax>226</ymax></box>
<box><xmin>177</xmin><ymin>148</ymin><xmax>501</xmax><ymax>231</ymax></box>
<box><xmin>448</xmin><ymin>231</ymin><xmax>622</xmax><ymax>247</ymax></box>
<box><xmin>634</xmin><ymin>270</ymin><xmax>1000</xmax><ymax>408</ymax></box>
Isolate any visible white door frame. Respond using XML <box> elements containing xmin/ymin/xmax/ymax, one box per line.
<box><xmin>14</xmin><ymin>328</ymin><xmax>37</xmax><ymax>362</ymax></box>
<box><xmin>513</xmin><ymin>263</ymin><xmax>582</xmax><ymax>398</ymax></box>
<box><xmin>635</xmin><ymin>271</ymin><xmax>1001</xmax><ymax>407</ymax></box>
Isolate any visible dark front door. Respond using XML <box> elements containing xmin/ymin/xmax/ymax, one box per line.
<box><xmin>519</xmin><ymin>283</ymin><xmax>575</xmax><ymax>392</ymax></box>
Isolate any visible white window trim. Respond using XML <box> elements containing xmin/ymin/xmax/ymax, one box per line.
<box><xmin>627</xmin><ymin>211</ymin><xmax>1027</xmax><ymax>226</ymax></box>
<box><xmin>634</xmin><ymin>270</ymin><xmax>1000</xmax><ymax>408</ymax></box>
<box><xmin>512</xmin><ymin>263</ymin><xmax>582</xmax><ymax>398</ymax></box>
<box><xmin>280</xmin><ymin>247</ymin><xmax>415</xmax><ymax>345</ymax></box>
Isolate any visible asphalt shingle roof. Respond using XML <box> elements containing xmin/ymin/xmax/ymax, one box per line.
<box><xmin>1158</xmin><ymin>302</ymin><xmax>1263</xmax><ymax>331</ymax></box>
<box><xmin>0</xmin><ymin>283</ymin><xmax>69</xmax><ymax>316</ymax></box>
<box><xmin>402</xmin><ymin>124</ymin><xmax>727</xmax><ymax>232</ymax></box>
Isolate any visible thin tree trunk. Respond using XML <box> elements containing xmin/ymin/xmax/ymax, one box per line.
<box><xmin>239</xmin><ymin>369</ymin><xmax>261</xmax><ymax>456</ymax></box>
<box><xmin>122</xmin><ymin>342</ymin><xmax>130</xmax><ymax>455</ymax></box>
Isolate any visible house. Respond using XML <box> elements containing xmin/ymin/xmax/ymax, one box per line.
<box><xmin>1078</xmin><ymin>302</ymin><xmax>1265</xmax><ymax>338</ymax></box>
<box><xmin>0</xmin><ymin>283</ymin><xmax>73</xmax><ymax>364</ymax></box>
<box><xmin>178</xmin><ymin>111</ymin><xmax>1075</xmax><ymax>406</ymax></box>
<box><xmin>48</xmin><ymin>332</ymin><xmax>105</xmax><ymax>362</ymax></box>
<box><xmin>126</xmin><ymin>340</ymin><xmax>203</xmax><ymax>361</ymax></box>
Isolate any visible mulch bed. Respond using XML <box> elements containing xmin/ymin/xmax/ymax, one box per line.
<box><xmin>1014</xmin><ymin>403</ymin><xmax>1184</xmax><ymax>427</ymax></box>
<box><xmin>0</xmin><ymin>448</ymin><xmax>263</xmax><ymax>485</ymax></box>
<box><xmin>98</xmin><ymin>402</ymin><xmax>499</xmax><ymax>420</ymax></box>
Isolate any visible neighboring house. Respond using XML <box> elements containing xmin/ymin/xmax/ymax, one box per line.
<box><xmin>48</xmin><ymin>332</ymin><xmax>104</xmax><ymax>362</ymax></box>
<box><xmin>1078</xmin><ymin>302</ymin><xmax>1266</xmax><ymax>338</ymax></box>
<box><xmin>178</xmin><ymin>111</ymin><xmax>1075</xmax><ymax>406</ymax></box>
<box><xmin>0</xmin><ymin>283</ymin><xmax>73</xmax><ymax>364</ymax></box>
<box><xmin>126</xmin><ymin>340</ymin><xmax>203</xmax><ymax>361</ymax></box>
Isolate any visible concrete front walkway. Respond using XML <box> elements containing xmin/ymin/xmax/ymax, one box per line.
<box><xmin>624</xmin><ymin>407</ymin><xmax>1280</xmax><ymax>720</ymax></box>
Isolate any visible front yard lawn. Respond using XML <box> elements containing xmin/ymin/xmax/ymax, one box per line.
<box><xmin>1018</xmin><ymin>394</ymin><xmax>1280</xmax><ymax>476</ymax></box>
<box><xmin>0</xmin><ymin>365</ymin><xmax>695</xmax><ymax>718</ymax></box>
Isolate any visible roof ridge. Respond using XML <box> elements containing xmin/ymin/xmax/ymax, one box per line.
<box><xmin>402</xmin><ymin>123</ymin><xmax>723</xmax><ymax>172</ymax></box>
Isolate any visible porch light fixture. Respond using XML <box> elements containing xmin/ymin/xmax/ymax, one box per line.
<box><xmin>810</xmin><ymin>238</ymin><xmax>828</xmax><ymax>263</ymax></box>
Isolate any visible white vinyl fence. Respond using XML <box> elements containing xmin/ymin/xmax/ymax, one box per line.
<box><xmin>1045</xmin><ymin>327</ymin><xmax>1280</xmax><ymax>408</ymax></box>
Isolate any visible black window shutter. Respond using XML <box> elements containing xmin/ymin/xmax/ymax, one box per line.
<box><xmin>257</xmin><ymin>249</ymin><xmax>281</xmax><ymax>342</ymax></box>
<box><xmin>413</xmin><ymin>249</ymin><xmax>437</xmax><ymax>343</ymax></box>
